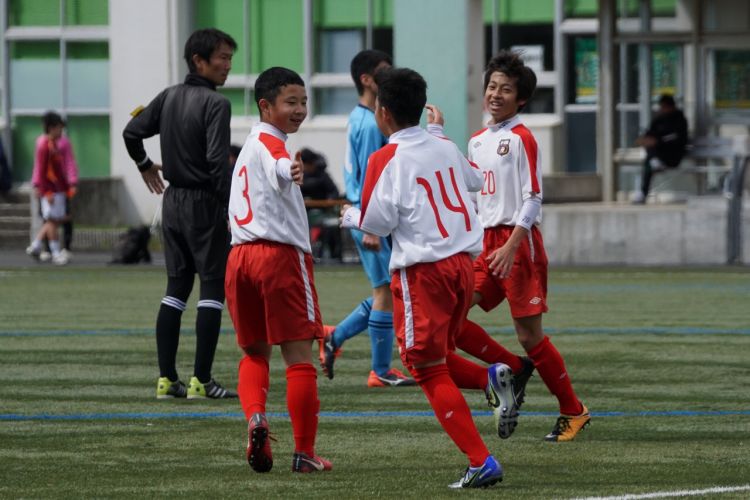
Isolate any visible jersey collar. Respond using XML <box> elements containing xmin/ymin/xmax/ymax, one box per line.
<box><xmin>388</xmin><ymin>125</ymin><xmax>422</xmax><ymax>143</ymax></box>
<box><xmin>253</xmin><ymin>121</ymin><xmax>288</xmax><ymax>142</ymax></box>
<box><xmin>487</xmin><ymin>114</ymin><xmax>521</xmax><ymax>131</ymax></box>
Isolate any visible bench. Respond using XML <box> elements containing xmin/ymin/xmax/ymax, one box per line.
<box><xmin>614</xmin><ymin>137</ymin><xmax>734</xmax><ymax>201</ymax></box>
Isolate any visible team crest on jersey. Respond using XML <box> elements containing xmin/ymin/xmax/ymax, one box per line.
<box><xmin>497</xmin><ymin>139</ymin><xmax>511</xmax><ymax>156</ymax></box>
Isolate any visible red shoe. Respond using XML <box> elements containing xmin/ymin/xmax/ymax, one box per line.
<box><xmin>247</xmin><ymin>413</ymin><xmax>273</xmax><ymax>473</ymax></box>
<box><xmin>292</xmin><ymin>452</ymin><xmax>333</xmax><ymax>473</ymax></box>
<box><xmin>367</xmin><ymin>368</ymin><xmax>416</xmax><ymax>387</ymax></box>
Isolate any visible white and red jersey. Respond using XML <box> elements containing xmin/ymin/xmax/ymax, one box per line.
<box><xmin>358</xmin><ymin>126</ymin><xmax>484</xmax><ymax>272</ymax></box>
<box><xmin>468</xmin><ymin>115</ymin><xmax>543</xmax><ymax>228</ymax></box>
<box><xmin>228</xmin><ymin>122</ymin><xmax>311</xmax><ymax>253</ymax></box>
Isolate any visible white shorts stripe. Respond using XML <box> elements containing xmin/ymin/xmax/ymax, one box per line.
<box><xmin>399</xmin><ymin>268</ymin><xmax>415</xmax><ymax>349</ymax></box>
<box><xmin>197</xmin><ymin>299</ymin><xmax>224</xmax><ymax>311</ymax></box>
<box><xmin>297</xmin><ymin>249</ymin><xmax>315</xmax><ymax>321</ymax></box>
<box><xmin>161</xmin><ymin>296</ymin><xmax>187</xmax><ymax>311</ymax></box>
<box><xmin>528</xmin><ymin>230</ymin><xmax>535</xmax><ymax>262</ymax></box>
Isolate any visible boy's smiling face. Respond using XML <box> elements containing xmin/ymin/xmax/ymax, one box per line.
<box><xmin>484</xmin><ymin>71</ymin><xmax>525</xmax><ymax>124</ymax></box>
<box><xmin>264</xmin><ymin>84</ymin><xmax>308</xmax><ymax>134</ymax></box>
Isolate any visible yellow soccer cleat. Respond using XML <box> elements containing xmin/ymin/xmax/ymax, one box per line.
<box><xmin>544</xmin><ymin>404</ymin><xmax>591</xmax><ymax>442</ymax></box>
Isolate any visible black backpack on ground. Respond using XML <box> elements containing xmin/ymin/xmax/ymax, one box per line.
<box><xmin>110</xmin><ymin>226</ymin><xmax>152</xmax><ymax>264</ymax></box>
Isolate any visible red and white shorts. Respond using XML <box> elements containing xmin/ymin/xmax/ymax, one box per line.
<box><xmin>225</xmin><ymin>240</ymin><xmax>324</xmax><ymax>348</ymax></box>
<box><xmin>473</xmin><ymin>225</ymin><xmax>549</xmax><ymax>318</ymax></box>
<box><xmin>390</xmin><ymin>253</ymin><xmax>474</xmax><ymax>368</ymax></box>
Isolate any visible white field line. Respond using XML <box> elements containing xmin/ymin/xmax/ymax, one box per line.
<box><xmin>571</xmin><ymin>484</ymin><xmax>750</xmax><ymax>500</ymax></box>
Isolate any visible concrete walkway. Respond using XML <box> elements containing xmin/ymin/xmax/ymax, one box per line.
<box><xmin>0</xmin><ymin>250</ymin><xmax>166</xmax><ymax>268</ymax></box>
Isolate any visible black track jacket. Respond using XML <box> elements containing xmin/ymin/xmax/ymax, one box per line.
<box><xmin>123</xmin><ymin>74</ymin><xmax>232</xmax><ymax>205</ymax></box>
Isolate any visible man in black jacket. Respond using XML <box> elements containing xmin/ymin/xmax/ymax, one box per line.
<box><xmin>633</xmin><ymin>94</ymin><xmax>689</xmax><ymax>203</ymax></box>
<box><xmin>123</xmin><ymin>28</ymin><xmax>238</xmax><ymax>400</ymax></box>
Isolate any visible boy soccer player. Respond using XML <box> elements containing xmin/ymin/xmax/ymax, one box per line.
<box><xmin>319</xmin><ymin>49</ymin><xmax>414</xmax><ymax>387</ymax></box>
<box><xmin>434</xmin><ymin>51</ymin><xmax>590</xmax><ymax>442</ymax></box>
<box><xmin>225</xmin><ymin>67</ymin><xmax>331</xmax><ymax>474</ymax></box>
<box><xmin>341</xmin><ymin>67</ymin><xmax>512</xmax><ymax>489</ymax></box>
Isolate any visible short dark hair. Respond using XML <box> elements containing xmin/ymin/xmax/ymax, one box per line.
<box><xmin>42</xmin><ymin>111</ymin><xmax>65</xmax><ymax>133</ymax></box>
<box><xmin>659</xmin><ymin>94</ymin><xmax>676</xmax><ymax>107</ymax></box>
<box><xmin>254</xmin><ymin>67</ymin><xmax>305</xmax><ymax>112</ymax></box>
<box><xmin>374</xmin><ymin>67</ymin><xmax>427</xmax><ymax>127</ymax></box>
<box><xmin>300</xmin><ymin>147</ymin><xmax>327</xmax><ymax>171</ymax></box>
<box><xmin>184</xmin><ymin>28</ymin><xmax>237</xmax><ymax>73</ymax></box>
<box><xmin>484</xmin><ymin>50</ymin><xmax>537</xmax><ymax>111</ymax></box>
<box><xmin>350</xmin><ymin>49</ymin><xmax>392</xmax><ymax>96</ymax></box>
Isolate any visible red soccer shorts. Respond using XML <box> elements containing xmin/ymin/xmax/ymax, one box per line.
<box><xmin>473</xmin><ymin>225</ymin><xmax>549</xmax><ymax>318</ymax></box>
<box><xmin>390</xmin><ymin>253</ymin><xmax>474</xmax><ymax>368</ymax></box>
<box><xmin>225</xmin><ymin>240</ymin><xmax>324</xmax><ymax>348</ymax></box>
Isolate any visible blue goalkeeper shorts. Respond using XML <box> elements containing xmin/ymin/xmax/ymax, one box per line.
<box><xmin>350</xmin><ymin>229</ymin><xmax>391</xmax><ymax>289</ymax></box>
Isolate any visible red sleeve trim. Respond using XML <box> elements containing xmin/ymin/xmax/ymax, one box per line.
<box><xmin>360</xmin><ymin>143</ymin><xmax>398</xmax><ymax>223</ymax></box>
<box><xmin>511</xmin><ymin>124</ymin><xmax>540</xmax><ymax>194</ymax></box>
<box><xmin>259</xmin><ymin>132</ymin><xmax>291</xmax><ymax>161</ymax></box>
<box><xmin>470</xmin><ymin>128</ymin><xmax>488</xmax><ymax>139</ymax></box>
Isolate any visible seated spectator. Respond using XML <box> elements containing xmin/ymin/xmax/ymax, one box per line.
<box><xmin>633</xmin><ymin>94</ymin><xmax>688</xmax><ymax>204</ymax></box>
<box><xmin>300</xmin><ymin>148</ymin><xmax>342</xmax><ymax>260</ymax></box>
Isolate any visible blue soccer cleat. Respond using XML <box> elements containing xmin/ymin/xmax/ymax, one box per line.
<box><xmin>485</xmin><ymin>363</ymin><xmax>519</xmax><ymax>439</ymax></box>
<box><xmin>448</xmin><ymin>455</ymin><xmax>503</xmax><ymax>489</ymax></box>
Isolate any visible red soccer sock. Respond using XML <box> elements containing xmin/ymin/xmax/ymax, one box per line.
<box><xmin>446</xmin><ymin>351</ymin><xmax>487</xmax><ymax>390</ymax></box>
<box><xmin>238</xmin><ymin>354</ymin><xmax>270</xmax><ymax>419</ymax></box>
<box><xmin>527</xmin><ymin>336</ymin><xmax>582</xmax><ymax>416</ymax></box>
<box><xmin>286</xmin><ymin>363</ymin><xmax>319</xmax><ymax>456</ymax></box>
<box><xmin>413</xmin><ymin>364</ymin><xmax>489</xmax><ymax>467</ymax></box>
<box><xmin>456</xmin><ymin>320</ymin><xmax>524</xmax><ymax>373</ymax></box>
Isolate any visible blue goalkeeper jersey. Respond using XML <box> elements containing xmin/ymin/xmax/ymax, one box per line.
<box><xmin>344</xmin><ymin>104</ymin><xmax>387</xmax><ymax>207</ymax></box>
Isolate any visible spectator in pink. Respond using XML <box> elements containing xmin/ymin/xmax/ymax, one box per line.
<box><xmin>27</xmin><ymin>111</ymin><xmax>78</xmax><ymax>265</ymax></box>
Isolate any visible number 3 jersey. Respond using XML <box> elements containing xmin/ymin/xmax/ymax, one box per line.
<box><xmin>228</xmin><ymin>122</ymin><xmax>311</xmax><ymax>253</ymax></box>
<box><xmin>358</xmin><ymin>126</ymin><xmax>484</xmax><ymax>273</ymax></box>
<box><xmin>467</xmin><ymin>115</ymin><xmax>543</xmax><ymax>229</ymax></box>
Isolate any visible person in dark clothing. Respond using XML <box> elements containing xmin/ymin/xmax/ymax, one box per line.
<box><xmin>300</xmin><ymin>148</ymin><xmax>339</xmax><ymax>201</ymax></box>
<box><xmin>299</xmin><ymin>148</ymin><xmax>342</xmax><ymax>260</ymax></box>
<box><xmin>633</xmin><ymin>94</ymin><xmax>689</xmax><ymax>203</ymax></box>
<box><xmin>122</xmin><ymin>28</ymin><xmax>238</xmax><ymax>400</ymax></box>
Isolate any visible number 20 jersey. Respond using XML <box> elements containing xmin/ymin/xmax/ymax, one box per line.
<box><xmin>358</xmin><ymin>126</ymin><xmax>484</xmax><ymax>273</ymax></box>
<box><xmin>467</xmin><ymin>115</ymin><xmax>543</xmax><ymax>229</ymax></box>
<box><xmin>228</xmin><ymin>122</ymin><xmax>311</xmax><ymax>253</ymax></box>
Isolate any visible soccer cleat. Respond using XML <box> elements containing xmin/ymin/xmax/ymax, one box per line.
<box><xmin>485</xmin><ymin>363</ymin><xmax>519</xmax><ymax>439</ymax></box>
<box><xmin>448</xmin><ymin>455</ymin><xmax>503</xmax><ymax>489</ymax></box>
<box><xmin>366</xmin><ymin>368</ymin><xmax>416</xmax><ymax>387</ymax></box>
<box><xmin>186</xmin><ymin>376</ymin><xmax>238</xmax><ymax>399</ymax></box>
<box><xmin>544</xmin><ymin>404</ymin><xmax>591</xmax><ymax>442</ymax></box>
<box><xmin>26</xmin><ymin>245</ymin><xmax>41</xmax><ymax>261</ymax></box>
<box><xmin>318</xmin><ymin>325</ymin><xmax>341</xmax><ymax>380</ymax></box>
<box><xmin>291</xmin><ymin>452</ymin><xmax>333</xmax><ymax>473</ymax></box>
<box><xmin>513</xmin><ymin>356</ymin><xmax>535</xmax><ymax>407</ymax></box>
<box><xmin>52</xmin><ymin>253</ymin><xmax>69</xmax><ymax>266</ymax></box>
<box><xmin>155</xmin><ymin>377</ymin><xmax>187</xmax><ymax>399</ymax></box>
<box><xmin>247</xmin><ymin>413</ymin><xmax>273</xmax><ymax>473</ymax></box>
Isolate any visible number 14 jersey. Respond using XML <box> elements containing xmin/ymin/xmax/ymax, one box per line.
<box><xmin>358</xmin><ymin>126</ymin><xmax>484</xmax><ymax>273</ymax></box>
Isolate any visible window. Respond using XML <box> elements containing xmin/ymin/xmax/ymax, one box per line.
<box><xmin>198</xmin><ymin>0</ymin><xmax>393</xmax><ymax>117</ymax></box>
<box><xmin>5</xmin><ymin>0</ymin><xmax>110</xmax><ymax>181</ymax></box>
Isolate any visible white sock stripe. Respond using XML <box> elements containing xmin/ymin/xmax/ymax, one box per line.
<box><xmin>161</xmin><ymin>296</ymin><xmax>187</xmax><ymax>311</ymax></box>
<box><xmin>197</xmin><ymin>299</ymin><xmax>224</xmax><ymax>310</ymax></box>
